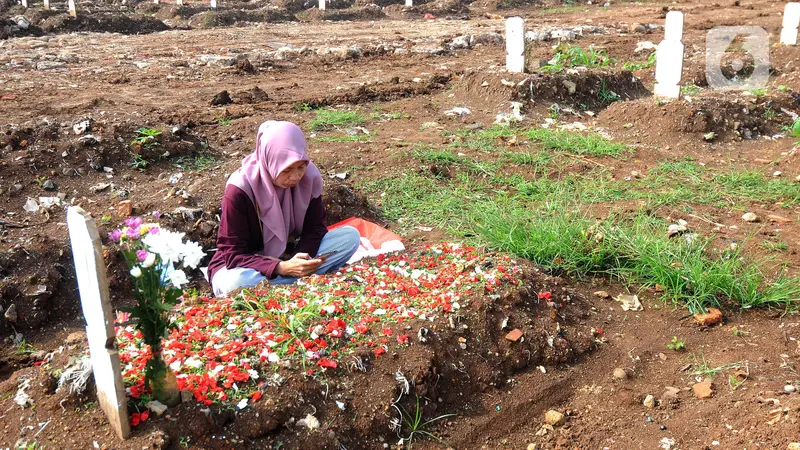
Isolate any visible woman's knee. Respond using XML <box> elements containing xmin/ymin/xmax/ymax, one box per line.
<box><xmin>337</xmin><ymin>226</ymin><xmax>361</xmax><ymax>254</ymax></box>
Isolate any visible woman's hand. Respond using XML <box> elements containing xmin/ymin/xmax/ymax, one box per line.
<box><xmin>275</xmin><ymin>253</ymin><xmax>322</xmax><ymax>277</ymax></box>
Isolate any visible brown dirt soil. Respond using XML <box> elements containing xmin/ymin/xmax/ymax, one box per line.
<box><xmin>0</xmin><ymin>0</ymin><xmax>799</xmax><ymax>448</ymax></box>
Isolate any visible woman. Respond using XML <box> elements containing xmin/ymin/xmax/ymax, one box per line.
<box><xmin>207</xmin><ymin>121</ymin><xmax>360</xmax><ymax>297</ymax></box>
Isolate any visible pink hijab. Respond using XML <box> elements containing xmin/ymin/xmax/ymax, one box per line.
<box><xmin>227</xmin><ymin>121</ymin><xmax>323</xmax><ymax>257</ymax></box>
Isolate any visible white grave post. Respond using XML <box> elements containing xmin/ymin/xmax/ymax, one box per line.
<box><xmin>405</xmin><ymin>0</ymin><xmax>412</xmax><ymax>6</ymax></box>
<box><xmin>67</xmin><ymin>207</ymin><xmax>130</xmax><ymax>440</ymax></box>
<box><xmin>153</xmin><ymin>0</ymin><xmax>158</xmax><ymax>4</ymax></box>
<box><xmin>780</xmin><ymin>3</ymin><xmax>800</xmax><ymax>45</ymax></box>
<box><xmin>210</xmin><ymin>0</ymin><xmax>216</xmax><ymax>9</ymax></box>
<box><xmin>176</xmin><ymin>0</ymin><xmax>183</xmax><ymax>5</ymax></box>
<box><xmin>21</xmin><ymin>0</ymin><xmax>28</xmax><ymax>8</ymax></box>
<box><xmin>68</xmin><ymin>0</ymin><xmax>77</xmax><ymax>17</ymax></box>
<box><xmin>654</xmin><ymin>11</ymin><xmax>684</xmax><ymax>98</ymax></box>
<box><xmin>506</xmin><ymin>17</ymin><xmax>525</xmax><ymax>73</ymax></box>
<box><xmin>43</xmin><ymin>0</ymin><xmax>49</xmax><ymax>9</ymax></box>
<box><xmin>319</xmin><ymin>0</ymin><xmax>325</xmax><ymax>10</ymax></box>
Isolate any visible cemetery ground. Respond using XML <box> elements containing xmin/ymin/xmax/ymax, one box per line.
<box><xmin>1</xmin><ymin>0</ymin><xmax>800</xmax><ymax>448</ymax></box>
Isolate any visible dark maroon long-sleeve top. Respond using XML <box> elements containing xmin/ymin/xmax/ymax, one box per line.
<box><xmin>207</xmin><ymin>184</ymin><xmax>328</xmax><ymax>289</ymax></box>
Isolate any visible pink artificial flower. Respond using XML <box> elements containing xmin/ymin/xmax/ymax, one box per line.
<box><xmin>136</xmin><ymin>250</ymin><xmax>148</xmax><ymax>262</ymax></box>
<box><xmin>124</xmin><ymin>217</ymin><xmax>143</xmax><ymax>228</ymax></box>
<box><xmin>108</xmin><ymin>229</ymin><xmax>123</xmax><ymax>242</ymax></box>
<box><xmin>148</xmin><ymin>227</ymin><xmax>160</xmax><ymax>235</ymax></box>
<box><xmin>126</xmin><ymin>227</ymin><xmax>141</xmax><ymax>240</ymax></box>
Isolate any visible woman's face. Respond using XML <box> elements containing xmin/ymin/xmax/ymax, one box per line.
<box><xmin>274</xmin><ymin>160</ymin><xmax>308</xmax><ymax>188</ymax></box>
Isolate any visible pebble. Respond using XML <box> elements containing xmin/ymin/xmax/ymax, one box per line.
<box><xmin>612</xmin><ymin>368</ymin><xmax>628</xmax><ymax>380</ymax></box>
<box><xmin>693</xmin><ymin>381</ymin><xmax>714</xmax><ymax>399</ymax></box>
<box><xmin>787</xmin><ymin>443</ymin><xmax>800</xmax><ymax>450</ymax></box>
<box><xmin>42</xmin><ymin>179</ymin><xmax>57</xmax><ymax>191</ymax></box>
<box><xmin>146</xmin><ymin>400</ymin><xmax>168</xmax><ymax>416</ymax></box>
<box><xmin>773</xmin><ymin>170</ymin><xmax>782</xmax><ymax>177</ymax></box>
<box><xmin>741</xmin><ymin>212</ymin><xmax>759</xmax><ymax>223</ymax></box>
<box><xmin>593</xmin><ymin>290</ymin><xmax>611</xmax><ymax>299</ymax></box>
<box><xmin>36</xmin><ymin>61</ymin><xmax>66</xmax><ymax>70</ymax></box>
<box><xmin>544</xmin><ymin>410</ymin><xmax>565</xmax><ymax>427</ymax></box>
<box><xmin>785</xmin><ymin>385</ymin><xmax>796</xmax><ymax>394</ymax></box>
<box><xmin>4</xmin><ymin>303</ymin><xmax>17</xmax><ymax>322</ymax></box>
<box><xmin>527</xmin><ymin>444</ymin><xmax>537</xmax><ymax>450</ymax></box>
<box><xmin>643</xmin><ymin>394</ymin><xmax>655</xmax><ymax>408</ymax></box>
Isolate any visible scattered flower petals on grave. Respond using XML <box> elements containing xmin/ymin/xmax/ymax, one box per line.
<box><xmin>117</xmin><ymin>244</ymin><xmax>521</xmax><ymax>406</ymax></box>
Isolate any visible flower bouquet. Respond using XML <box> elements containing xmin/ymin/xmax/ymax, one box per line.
<box><xmin>109</xmin><ymin>217</ymin><xmax>205</xmax><ymax>406</ymax></box>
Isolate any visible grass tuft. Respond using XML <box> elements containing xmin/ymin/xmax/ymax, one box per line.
<box><xmin>308</xmin><ymin>109</ymin><xmax>366</xmax><ymax>131</ymax></box>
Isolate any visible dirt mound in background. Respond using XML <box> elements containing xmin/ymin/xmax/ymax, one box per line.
<box><xmin>37</xmin><ymin>12</ymin><xmax>169</xmax><ymax>34</ymax></box>
<box><xmin>511</xmin><ymin>70</ymin><xmax>651</xmax><ymax>111</ymax></box>
<box><xmin>188</xmin><ymin>8</ymin><xmax>295</xmax><ymax>27</ymax></box>
<box><xmin>601</xmin><ymin>94</ymin><xmax>795</xmax><ymax>141</ymax></box>
<box><xmin>296</xmin><ymin>4</ymin><xmax>385</xmax><ymax>21</ymax></box>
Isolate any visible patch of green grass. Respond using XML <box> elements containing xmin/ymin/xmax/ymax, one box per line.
<box><xmin>412</xmin><ymin>147</ymin><xmax>460</xmax><ymax>164</ymax></box>
<box><xmin>690</xmin><ymin>354</ymin><xmax>744</xmax><ymax>378</ymax></box>
<box><xmin>681</xmin><ymin>84</ymin><xmax>703</xmax><ymax>96</ymax></box>
<box><xmin>361</xmin><ymin>170</ymin><xmax>800</xmax><ymax>312</ymax></box>
<box><xmin>371</xmin><ymin>112</ymin><xmax>410</xmax><ymax>120</ymax></box>
<box><xmin>214</xmin><ymin>112</ymin><xmax>232</xmax><ymax>126</ymax></box>
<box><xmin>504</xmin><ymin>150</ymin><xmax>553</xmax><ymax>169</ymax></box>
<box><xmin>761</xmin><ymin>241</ymin><xmax>789</xmax><ymax>252</ymax></box>
<box><xmin>313</xmin><ymin>134</ymin><xmax>371</xmax><ymax>143</ymax></box>
<box><xmin>541</xmin><ymin>45</ymin><xmax>616</xmax><ymax>73</ymax></box>
<box><xmin>172</xmin><ymin>148</ymin><xmax>219</xmax><ymax>172</ymax></box>
<box><xmin>598</xmin><ymin>79</ymin><xmax>621</xmax><ymax>103</ymax></box>
<box><xmin>392</xmin><ymin>395</ymin><xmax>455</xmax><ymax>447</ymax></box>
<box><xmin>788</xmin><ymin>118</ymin><xmax>800</xmax><ymax>139</ymax></box>
<box><xmin>16</xmin><ymin>339</ymin><xmax>35</xmax><ymax>355</ymax></box>
<box><xmin>308</xmin><ymin>109</ymin><xmax>366</xmax><ymax>131</ymax></box>
<box><xmin>621</xmin><ymin>52</ymin><xmax>656</xmax><ymax>71</ymax></box>
<box><xmin>526</xmin><ymin>129</ymin><xmax>630</xmax><ymax>157</ymax></box>
<box><xmin>449</xmin><ymin>126</ymin><xmax>518</xmax><ymax>153</ymax></box>
<box><xmin>539</xmin><ymin>5</ymin><xmax>585</xmax><ymax>14</ymax></box>
<box><xmin>746</xmin><ymin>88</ymin><xmax>767</xmax><ymax>97</ymax></box>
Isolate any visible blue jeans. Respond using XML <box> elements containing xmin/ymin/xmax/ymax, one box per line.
<box><xmin>211</xmin><ymin>226</ymin><xmax>360</xmax><ymax>297</ymax></box>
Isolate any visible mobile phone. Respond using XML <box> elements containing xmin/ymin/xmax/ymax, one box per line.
<box><xmin>316</xmin><ymin>250</ymin><xmax>339</xmax><ymax>260</ymax></box>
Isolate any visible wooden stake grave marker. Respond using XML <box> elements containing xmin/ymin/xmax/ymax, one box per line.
<box><xmin>654</xmin><ymin>11</ymin><xmax>684</xmax><ymax>98</ymax></box>
<box><xmin>43</xmin><ymin>0</ymin><xmax>49</xmax><ymax>9</ymax></box>
<box><xmin>781</xmin><ymin>2</ymin><xmax>800</xmax><ymax>45</ymax></box>
<box><xmin>21</xmin><ymin>0</ymin><xmax>28</xmax><ymax>9</ymax></box>
<box><xmin>68</xmin><ymin>0</ymin><xmax>77</xmax><ymax>17</ymax></box>
<box><xmin>210</xmin><ymin>0</ymin><xmax>216</xmax><ymax>9</ymax></box>
<box><xmin>319</xmin><ymin>0</ymin><xmax>325</xmax><ymax>10</ymax></box>
<box><xmin>505</xmin><ymin>17</ymin><xmax>525</xmax><ymax>73</ymax></box>
<box><xmin>405</xmin><ymin>0</ymin><xmax>412</xmax><ymax>6</ymax></box>
<box><xmin>67</xmin><ymin>207</ymin><xmax>130</xmax><ymax>440</ymax></box>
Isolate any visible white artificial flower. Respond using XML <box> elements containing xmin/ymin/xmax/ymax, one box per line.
<box><xmin>181</xmin><ymin>240</ymin><xmax>206</xmax><ymax>269</ymax></box>
<box><xmin>168</xmin><ymin>269</ymin><xmax>188</xmax><ymax>288</ymax></box>
<box><xmin>143</xmin><ymin>230</ymin><xmax>186</xmax><ymax>265</ymax></box>
<box><xmin>130</xmin><ymin>266</ymin><xmax>142</xmax><ymax>278</ymax></box>
<box><xmin>141</xmin><ymin>252</ymin><xmax>156</xmax><ymax>268</ymax></box>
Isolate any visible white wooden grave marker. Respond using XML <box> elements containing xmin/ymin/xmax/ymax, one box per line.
<box><xmin>405</xmin><ymin>0</ymin><xmax>412</xmax><ymax>6</ymax></box>
<box><xmin>153</xmin><ymin>0</ymin><xmax>159</xmax><ymax>4</ymax></box>
<box><xmin>781</xmin><ymin>3</ymin><xmax>800</xmax><ymax>45</ymax></box>
<box><xmin>68</xmin><ymin>0</ymin><xmax>77</xmax><ymax>17</ymax></box>
<box><xmin>67</xmin><ymin>207</ymin><xmax>130</xmax><ymax>440</ymax></box>
<box><xmin>176</xmin><ymin>0</ymin><xmax>183</xmax><ymax>6</ymax></box>
<box><xmin>319</xmin><ymin>0</ymin><xmax>325</xmax><ymax>10</ymax></box>
<box><xmin>43</xmin><ymin>0</ymin><xmax>49</xmax><ymax>9</ymax></box>
<box><xmin>21</xmin><ymin>0</ymin><xmax>28</xmax><ymax>9</ymax></box>
<box><xmin>654</xmin><ymin>11</ymin><xmax>684</xmax><ymax>98</ymax></box>
<box><xmin>506</xmin><ymin>17</ymin><xmax>525</xmax><ymax>73</ymax></box>
<box><xmin>210</xmin><ymin>0</ymin><xmax>216</xmax><ymax>9</ymax></box>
